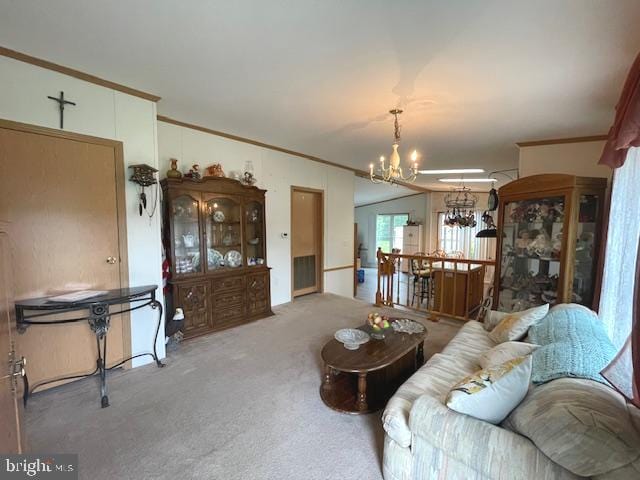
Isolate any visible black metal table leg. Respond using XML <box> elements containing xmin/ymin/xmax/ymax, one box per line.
<box><xmin>151</xmin><ymin>300</ymin><xmax>165</xmax><ymax>368</ymax></box>
<box><xmin>96</xmin><ymin>333</ymin><xmax>109</xmax><ymax>408</ymax></box>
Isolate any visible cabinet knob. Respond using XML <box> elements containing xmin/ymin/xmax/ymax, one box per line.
<box><xmin>106</xmin><ymin>256</ymin><xmax>117</xmax><ymax>264</ymax></box>
<box><xmin>12</xmin><ymin>356</ymin><xmax>26</xmax><ymax>378</ymax></box>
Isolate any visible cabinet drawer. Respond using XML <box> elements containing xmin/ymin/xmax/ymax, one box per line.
<box><xmin>212</xmin><ymin>276</ymin><xmax>245</xmax><ymax>292</ymax></box>
<box><xmin>215</xmin><ymin>290</ymin><xmax>244</xmax><ymax>308</ymax></box>
<box><xmin>214</xmin><ymin>305</ymin><xmax>244</xmax><ymax>326</ymax></box>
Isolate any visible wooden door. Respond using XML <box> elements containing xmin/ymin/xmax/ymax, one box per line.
<box><xmin>291</xmin><ymin>188</ymin><xmax>323</xmax><ymax>297</ymax></box>
<box><xmin>0</xmin><ymin>223</ymin><xmax>23</xmax><ymax>453</ymax></box>
<box><xmin>0</xmin><ymin>121</ymin><xmax>129</xmax><ymax>390</ymax></box>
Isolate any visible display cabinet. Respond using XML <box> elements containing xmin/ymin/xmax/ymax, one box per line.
<box><xmin>493</xmin><ymin>174</ymin><xmax>607</xmax><ymax>313</ymax></box>
<box><xmin>162</xmin><ymin>177</ymin><xmax>272</xmax><ymax>338</ymax></box>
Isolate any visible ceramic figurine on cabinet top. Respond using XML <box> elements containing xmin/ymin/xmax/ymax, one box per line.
<box><xmin>185</xmin><ymin>164</ymin><xmax>201</xmax><ymax>179</ymax></box>
<box><xmin>167</xmin><ymin>158</ymin><xmax>182</xmax><ymax>179</ymax></box>
<box><xmin>206</xmin><ymin>164</ymin><xmax>225</xmax><ymax>177</ymax></box>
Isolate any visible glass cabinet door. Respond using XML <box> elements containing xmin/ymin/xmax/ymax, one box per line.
<box><xmin>573</xmin><ymin>194</ymin><xmax>600</xmax><ymax>307</ymax></box>
<box><xmin>498</xmin><ymin>196</ymin><xmax>566</xmax><ymax>312</ymax></box>
<box><xmin>204</xmin><ymin>196</ymin><xmax>243</xmax><ymax>270</ymax></box>
<box><xmin>171</xmin><ymin>194</ymin><xmax>203</xmax><ymax>276</ymax></box>
<box><xmin>245</xmin><ymin>201</ymin><xmax>266</xmax><ymax>267</ymax></box>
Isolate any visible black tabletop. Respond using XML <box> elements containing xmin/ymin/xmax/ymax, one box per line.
<box><xmin>15</xmin><ymin>285</ymin><xmax>158</xmax><ymax>311</ymax></box>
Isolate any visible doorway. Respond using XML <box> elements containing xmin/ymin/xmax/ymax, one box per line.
<box><xmin>0</xmin><ymin>119</ymin><xmax>130</xmax><ymax>391</ymax></box>
<box><xmin>291</xmin><ymin>187</ymin><xmax>323</xmax><ymax>297</ymax></box>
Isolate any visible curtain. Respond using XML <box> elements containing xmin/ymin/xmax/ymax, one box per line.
<box><xmin>599</xmin><ymin>149</ymin><xmax>640</xmax><ymax>407</ymax></box>
<box><xmin>601</xmin><ymin>238</ymin><xmax>640</xmax><ymax>408</ymax></box>
<box><xmin>598</xmin><ymin>149</ymin><xmax>640</xmax><ymax>348</ymax></box>
<box><xmin>437</xmin><ymin>210</ymin><xmax>495</xmax><ymax>260</ymax></box>
<box><xmin>600</xmin><ymin>51</ymin><xmax>640</xmax><ymax>168</ymax></box>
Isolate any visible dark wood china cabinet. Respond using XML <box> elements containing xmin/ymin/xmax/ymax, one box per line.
<box><xmin>162</xmin><ymin>177</ymin><xmax>273</xmax><ymax>338</ymax></box>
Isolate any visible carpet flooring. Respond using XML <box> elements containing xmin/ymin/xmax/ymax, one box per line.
<box><xmin>25</xmin><ymin>294</ymin><xmax>461</xmax><ymax>480</ymax></box>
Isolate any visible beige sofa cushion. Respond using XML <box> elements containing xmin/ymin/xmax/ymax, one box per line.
<box><xmin>382</xmin><ymin>321</ymin><xmax>492</xmax><ymax>448</ymax></box>
<box><xmin>488</xmin><ymin>303</ymin><xmax>549</xmax><ymax>343</ymax></box>
<box><xmin>504</xmin><ymin>378</ymin><xmax>640</xmax><ymax>477</ymax></box>
<box><xmin>479</xmin><ymin>341</ymin><xmax>539</xmax><ymax>369</ymax></box>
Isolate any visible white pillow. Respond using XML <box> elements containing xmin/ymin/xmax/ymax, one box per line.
<box><xmin>446</xmin><ymin>355</ymin><xmax>532</xmax><ymax>424</ymax></box>
<box><xmin>488</xmin><ymin>304</ymin><xmax>549</xmax><ymax>343</ymax></box>
<box><xmin>479</xmin><ymin>341</ymin><xmax>539</xmax><ymax>369</ymax></box>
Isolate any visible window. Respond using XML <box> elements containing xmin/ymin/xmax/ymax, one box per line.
<box><xmin>437</xmin><ymin>210</ymin><xmax>494</xmax><ymax>260</ymax></box>
<box><xmin>376</xmin><ymin>213</ymin><xmax>409</xmax><ymax>253</ymax></box>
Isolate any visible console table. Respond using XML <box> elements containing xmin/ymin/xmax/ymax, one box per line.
<box><xmin>15</xmin><ymin>285</ymin><xmax>165</xmax><ymax>408</ymax></box>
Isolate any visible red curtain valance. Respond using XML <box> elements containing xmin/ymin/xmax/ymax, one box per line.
<box><xmin>600</xmin><ymin>51</ymin><xmax>640</xmax><ymax>169</ymax></box>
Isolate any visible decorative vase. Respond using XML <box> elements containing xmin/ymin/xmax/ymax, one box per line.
<box><xmin>167</xmin><ymin>158</ymin><xmax>182</xmax><ymax>179</ymax></box>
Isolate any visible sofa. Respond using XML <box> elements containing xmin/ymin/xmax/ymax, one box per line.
<box><xmin>381</xmin><ymin>311</ymin><xmax>640</xmax><ymax>480</ymax></box>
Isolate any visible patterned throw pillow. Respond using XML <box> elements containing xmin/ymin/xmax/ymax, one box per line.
<box><xmin>446</xmin><ymin>355</ymin><xmax>533</xmax><ymax>424</ymax></box>
<box><xmin>489</xmin><ymin>304</ymin><xmax>549</xmax><ymax>343</ymax></box>
<box><xmin>479</xmin><ymin>341</ymin><xmax>540</xmax><ymax>369</ymax></box>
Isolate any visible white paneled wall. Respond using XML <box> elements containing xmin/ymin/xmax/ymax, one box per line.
<box><xmin>0</xmin><ymin>56</ymin><xmax>165</xmax><ymax>367</ymax></box>
<box><xmin>157</xmin><ymin>121</ymin><xmax>355</xmax><ymax>305</ymax></box>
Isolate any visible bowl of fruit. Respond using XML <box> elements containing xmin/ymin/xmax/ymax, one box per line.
<box><xmin>367</xmin><ymin>312</ymin><xmax>391</xmax><ymax>340</ymax></box>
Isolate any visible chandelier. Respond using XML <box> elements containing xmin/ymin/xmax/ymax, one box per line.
<box><xmin>369</xmin><ymin>109</ymin><xmax>418</xmax><ymax>184</ymax></box>
<box><xmin>444</xmin><ymin>185</ymin><xmax>478</xmax><ymax>228</ymax></box>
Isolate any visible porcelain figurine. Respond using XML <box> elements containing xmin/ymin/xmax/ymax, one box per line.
<box><xmin>185</xmin><ymin>164</ymin><xmax>201</xmax><ymax>179</ymax></box>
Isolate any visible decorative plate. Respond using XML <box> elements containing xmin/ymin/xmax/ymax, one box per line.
<box><xmin>191</xmin><ymin>252</ymin><xmax>200</xmax><ymax>270</ymax></box>
<box><xmin>224</xmin><ymin>249</ymin><xmax>242</xmax><ymax>268</ymax></box>
<box><xmin>334</xmin><ymin>328</ymin><xmax>370</xmax><ymax>350</ymax></box>
<box><xmin>213</xmin><ymin>210</ymin><xmax>225</xmax><ymax>223</ymax></box>
<box><xmin>208</xmin><ymin>248</ymin><xmax>223</xmax><ymax>268</ymax></box>
<box><xmin>391</xmin><ymin>319</ymin><xmax>425</xmax><ymax>335</ymax></box>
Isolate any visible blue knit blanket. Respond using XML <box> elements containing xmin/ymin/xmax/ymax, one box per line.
<box><xmin>527</xmin><ymin>305</ymin><xmax>616</xmax><ymax>385</ymax></box>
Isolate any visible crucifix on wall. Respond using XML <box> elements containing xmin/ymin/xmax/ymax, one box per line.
<box><xmin>47</xmin><ymin>91</ymin><xmax>76</xmax><ymax>129</ymax></box>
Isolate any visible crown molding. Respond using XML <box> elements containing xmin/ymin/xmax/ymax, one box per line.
<box><xmin>157</xmin><ymin>115</ymin><xmax>433</xmax><ymax>194</ymax></box>
<box><xmin>516</xmin><ymin>134</ymin><xmax>608</xmax><ymax>148</ymax></box>
<box><xmin>0</xmin><ymin>46</ymin><xmax>161</xmax><ymax>102</ymax></box>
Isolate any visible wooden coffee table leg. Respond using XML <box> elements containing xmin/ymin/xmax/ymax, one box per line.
<box><xmin>322</xmin><ymin>364</ymin><xmax>334</xmax><ymax>392</ymax></box>
<box><xmin>416</xmin><ymin>341</ymin><xmax>424</xmax><ymax>368</ymax></box>
<box><xmin>356</xmin><ymin>372</ymin><xmax>368</xmax><ymax>411</ymax></box>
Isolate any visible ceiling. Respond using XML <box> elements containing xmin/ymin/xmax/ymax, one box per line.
<box><xmin>1</xmin><ymin>1</ymin><xmax>639</xmax><ymax>199</ymax></box>
<box><xmin>353</xmin><ymin>177</ymin><xmax>415</xmax><ymax>207</ymax></box>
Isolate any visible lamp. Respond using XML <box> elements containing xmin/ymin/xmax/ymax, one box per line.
<box><xmin>370</xmin><ymin>109</ymin><xmax>418</xmax><ymax>184</ymax></box>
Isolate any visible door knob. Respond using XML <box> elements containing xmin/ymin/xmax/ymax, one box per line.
<box><xmin>106</xmin><ymin>256</ymin><xmax>117</xmax><ymax>264</ymax></box>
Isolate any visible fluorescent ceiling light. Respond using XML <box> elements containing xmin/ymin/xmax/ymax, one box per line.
<box><xmin>418</xmin><ymin>168</ymin><xmax>484</xmax><ymax>175</ymax></box>
<box><xmin>439</xmin><ymin>178</ymin><xmax>497</xmax><ymax>183</ymax></box>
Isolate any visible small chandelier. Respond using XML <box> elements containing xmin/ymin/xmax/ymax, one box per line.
<box><xmin>369</xmin><ymin>109</ymin><xmax>418</xmax><ymax>184</ymax></box>
<box><xmin>444</xmin><ymin>185</ymin><xmax>478</xmax><ymax>228</ymax></box>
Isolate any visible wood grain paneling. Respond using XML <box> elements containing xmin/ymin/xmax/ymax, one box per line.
<box><xmin>0</xmin><ymin>123</ymin><xmax>129</xmax><ymax>388</ymax></box>
<box><xmin>0</xmin><ymin>223</ymin><xmax>23</xmax><ymax>453</ymax></box>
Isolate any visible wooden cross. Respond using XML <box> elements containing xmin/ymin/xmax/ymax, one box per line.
<box><xmin>47</xmin><ymin>91</ymin><xmax>76</xmax><ymax>129</ymax></box>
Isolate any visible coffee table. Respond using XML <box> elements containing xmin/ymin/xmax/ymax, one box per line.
<box><xmin>320</xmin><ymin>322</ymin><xmax>426</xmax><ymax>414</ymax></box>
